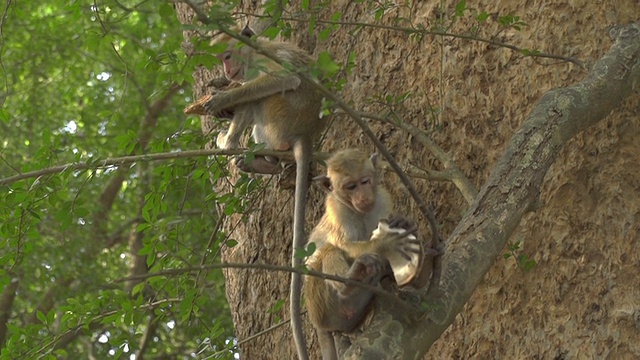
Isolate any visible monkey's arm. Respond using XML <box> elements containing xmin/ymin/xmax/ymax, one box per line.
<box><xmin>204</xmin><ymin>74</ymin><xmax>301</xmax><ymax>114</ymax></box>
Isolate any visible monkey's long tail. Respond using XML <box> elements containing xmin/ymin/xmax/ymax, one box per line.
<box><xmin>290</xmin><ymin>139</ymin><xmax>310</xmax><ymax>360</ymax></box>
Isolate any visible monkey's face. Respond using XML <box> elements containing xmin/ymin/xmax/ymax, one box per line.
<box><xmin>219</xmin><ymin>50</ymin><xmax>244</xmax><ymax>82</ymax></box>
<box><xmin>341</xmin><ymin>176</ymin><xmax>377</xmax><ymax>214</ymax></box>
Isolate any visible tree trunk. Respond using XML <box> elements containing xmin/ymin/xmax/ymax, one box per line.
<box><xmin>176</xmin><ymin>1</ymin><xmax>640</xmax><ymax>358</ymax></box>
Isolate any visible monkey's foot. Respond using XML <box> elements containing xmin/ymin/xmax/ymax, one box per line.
<box><xmin>207</xmin><ymin>76</ymin><xmax>231</xmax><ymax>89</ymax></box>
<box><xmin>278</xmin><ymin>164</ymin><xmax>296</xmax><ymax>190</ymax></box>
<box><xmin>278</xmin><ymin>162</ymin><xmax>314</xmax><ymax>190</ymax></box>
<box><xmin>235</xmin><ymin>156</ymin><xmax>283</xmax><ymax>175</ymax></box>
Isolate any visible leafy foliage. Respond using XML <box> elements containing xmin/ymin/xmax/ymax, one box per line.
<box><xmin>0</xmin><ymin>1</ymin><xmax>239</xmax><ymax>358</ymax></box>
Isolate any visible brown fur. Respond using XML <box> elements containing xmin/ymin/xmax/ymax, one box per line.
<box><xmin>204</xmin><ymin>28</ymin><xmax>327</xmax><ymax>358</ymax></box>
<box><xmin>205</xmin><ymin>30</ymin><xmax>326</xmax><ymax>170</ymax></box>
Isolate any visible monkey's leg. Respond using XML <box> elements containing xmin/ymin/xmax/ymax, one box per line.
<box><xmin>218</xmin><ymin>108</ymin><xmax>252</xmax><ymax>150</ymax></box>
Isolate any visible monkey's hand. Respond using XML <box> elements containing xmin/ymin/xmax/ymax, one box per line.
<box><xmin>371</xmin><ymin>217</ymin><xmax>421</xmax><ymax>262</ymax></box>
<box><xmin>203</xmin><ymin>91</ymin><xmax>232</xmax><ymax>115</ymax></box>
<box><xmin>372</xmin><ymin>217</ymin><xmax>424</xmax><ymax>286</ymax></box>
<box><xmin>349</xmin><ymin>254</ymin><xmax>388</xmax><ymax>282</ymax></box>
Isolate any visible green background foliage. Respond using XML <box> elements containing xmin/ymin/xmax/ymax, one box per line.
<box><xmin>0</xmin><ymin>1</ymin><xmax>237</xmax><ymax>358</ymax></box>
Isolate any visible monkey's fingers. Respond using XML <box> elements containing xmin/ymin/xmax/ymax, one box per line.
<box><xmin>203</xmin><ymin>94</ymin><xmax>227</xmax><ymax>115</ymax></box>
<box><xmin>395</xmin><ymin>250</ymin><xmax>413</xmax><ymax>261</ymax></box>
<box><xmin>385</xmin><ymin>216</ymin><xmax>410</xmax><ymax>229</ymax></box>
<box><xmin>384</xmin><ymin>217</ymin><xmax>418</xmax><ymax>234</ymax></box>
<box><xmin>184</xmin><ymin>94</ymin><xmax>236</xmax><ymax>119</ymax></box>
<box><xmin>390</xmin><ymin>227</ymin><xmax>418</xmax><ymax>238</ymax></box>
<box><xmin>402</xmin><ymin>245</ymin><xmax>423</xmax><ymax>254</ymax></box>
<box><xmin>396</xmin><ymin>241</ymin><xmax>422</xmax><ymax>255</ymax></box>
<box><xmin>404</xmin><ymin>236</ymin><xmax>421</xmax><ymax>245</ymax></box>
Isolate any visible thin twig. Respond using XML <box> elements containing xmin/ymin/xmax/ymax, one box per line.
<box><xmin>0</xmin><ymin>148</ymin><xmax>331</xmax><ymax>186</ymax></box>
<box><xmin>115</xmin><ymin>261</ymin><xmax>410</xmax><ymax>302</ymax></box>
<box><xmin>359</xmin><ymin>111</ymin><xmax>478</xmax><ymax>204</ymax></box>
<box><xmin>277</xmin><ymin>16</ymin><xmax>585</xmax><ymax>68</ymax></box>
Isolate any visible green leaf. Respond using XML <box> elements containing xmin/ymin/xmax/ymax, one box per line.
<box><xmin>158</xmin><ymin>3</ymin><xmax>174</xmax><ymax>19</ymax></box>
<box><xmin>36</xmin><ymin>310</ymin><xmax>47</xmax><ymax>324</ymax></box>
<box><xmin>0</xmin><ymin>108</ymin><xmax>10</xmax><ymax>123</ymax></box>
<box><xmin>316</xmin><ymin>51</ymin><xmax>340</xmax><ymax>77</ymax></box>
<box><xmin>455</xmin><ymin>0</ymin><xmax>467</xmax><ymax>16</ymax></box>
<box><xmin>523</xmin><ymin>259</ymin><xmax>537</xmax><ymax>271</ymax></box>
<box><xmin>476</xmin><ymin>11</ymin><xmax>489</xmax><ymax>22</ymax></box>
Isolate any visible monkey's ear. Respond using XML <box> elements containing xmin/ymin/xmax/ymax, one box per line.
<box><xmin>313</xmin><ymin>175</ymin><xmax>332</xmax><ymax>193</ymax></box>
<box><xmin>370</xmin><ymin>153</ymin><xmax>380</xmax><ymax>167</ymax></box>
<box><xmin>241</xmin><ymin>25</ymin><xmax>255</xmax><ymax>38</ymax></box>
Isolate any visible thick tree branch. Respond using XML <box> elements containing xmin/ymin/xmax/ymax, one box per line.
<box><xmin>406</xmin><ymin>22</ymin><xmax>640</xmax><ymax>356</ymax></box>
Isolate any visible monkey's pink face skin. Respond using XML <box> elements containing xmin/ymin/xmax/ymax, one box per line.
<box><xmin>219</xmin><ymin>51</ymin><xmax>243</xmax><ymax>81</ymax></box>
<box><xmin>342</xmin><ymin>176</ymin><xmax>377</xmax><ymax>214</ymax></box>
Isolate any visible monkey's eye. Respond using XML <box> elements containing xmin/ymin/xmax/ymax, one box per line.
<box><xmin>360</xmin><ymin>177</ymin><xmax>371</xmax><ymax>185</ymax></box>
<box><xmin>222</xmin><ymin>52</ymin><xmax>232</xmax><ymax>61</ymax></box>
<box><xmin>344</xmin><ymin>183</ymin><xmax>357</xmax><ymax>191</ymax></box>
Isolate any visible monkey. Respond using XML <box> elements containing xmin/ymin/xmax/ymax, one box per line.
<box><xmin>303</xmin><ymin>149</ymin><xmax>423</xmax><ymax>360</ymax></box>
<box><xmin>204</xmin><ymin>26</ymin><xmax>325</xmax><ymax>175</ymax></box>
<box><xmin>202</xmin><ymin>26</ymin><xmax>326</xmax><ymax>358</ymax></box>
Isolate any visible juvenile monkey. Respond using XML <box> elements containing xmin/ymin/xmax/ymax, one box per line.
<box><xmin>203</xmin><ymin>26</ymin><xmax>326</xmax><ymax>357</ymax></box>
<box><xmin>304</xmin><ymin>149</ymin><xmax>423</xmax><ymax>360</ymax></box>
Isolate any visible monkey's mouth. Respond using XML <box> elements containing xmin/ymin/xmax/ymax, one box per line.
<box><xmin>354</xmin><ymin>203</ymin><xmax>375</xmax><ymax>214</ymax></box>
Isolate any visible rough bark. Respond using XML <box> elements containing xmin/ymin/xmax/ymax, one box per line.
<box><xmin>416</xmin><ymin>22</ymin><xmax>638</xmax><ymax>357</ymax></box>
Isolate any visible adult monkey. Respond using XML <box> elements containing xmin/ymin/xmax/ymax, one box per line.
<box><xmin>203</xmin><ymin>26</ymin><xmax>325</xmax><ymax>359</ymax></box>
<box><xmin>304</xmin><ymin>149</ymin><xmax>426</xmax><ymax>360</ymax></box>
<box><xmin>205</xmin><ymin>26</ymin><xmax>325</xmax><ymax>174</ymax></box>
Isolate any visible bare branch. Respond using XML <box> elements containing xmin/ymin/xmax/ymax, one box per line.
<box><xmin>114</xmin><ymin>262</ymin><xmax>413</xmax><ymax>307</ymax></box>
<box><xmin>278</xmin><ymin>16</ymin><xmax>585</xmax><ymax>68</ymax></box>
<box><xmin>0</xmin><ymin>148</ymin><xmax>332</xmax><ymax>186</ymax></box>
<box><xmin>360</xmin><ymin>111</ymin><xmax>479</xmax><ymax>204</ymax></box>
